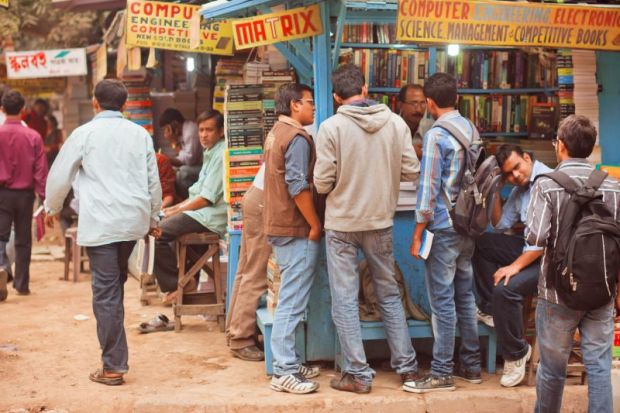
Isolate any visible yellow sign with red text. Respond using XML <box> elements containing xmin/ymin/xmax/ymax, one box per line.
<box><xmin>232</xmin><ymin>4</ymin><xmax>323</xmax><ymax>50</ymax></box>
<box><xmin>126</xmin><ymin>0</ymin><xmax>233</xmax><ymax>55</ymax></box>
<box><xmin>397</xmin><ymin>0</ymin><xmax>620</xmax><ymax>51</ymax></box>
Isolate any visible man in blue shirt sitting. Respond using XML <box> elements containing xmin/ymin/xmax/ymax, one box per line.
<box><xmin>473</xmin><ymin>143</ymin><xmax>552</xmax><ymax>388</ymax></box>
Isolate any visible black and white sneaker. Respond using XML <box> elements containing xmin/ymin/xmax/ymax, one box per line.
<box><xmin>402</xmin><ymin>374</ymin><xmax>456</xmax><ymax>393</ymax></box>
<box><xmin>270</xmin><ymin>372</ymin><xmax>319</xmax><ymax>394</ymax></box>
<box><xmin>298</xmin><ymin>364</ymin><xmax>320</xmax><ymax>379</ymax></box>
<box><xmin>454</xmin><ymin>364</ymin><xmax>482</xmax><ymax>384</ymax></box>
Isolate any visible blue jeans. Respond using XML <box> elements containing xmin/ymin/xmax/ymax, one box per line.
<box><xmin>326</xmin><ymin>228</ymin><xmax>418</xmax><ymax>384</ymax></box>
<box><xmin>535</xmin><ymin>298</ymin><xmax>614</xmax><ymax>413</ymax></box>
<box><xmin>425</xmin><ymin>227</ymin><xmax>480</xmax><ymax>376</ymax></box>
<box><xmin>271</xmin><ymin>237</ymin><xmax>319</xmax><ymax>376</ymax></box>
<box><xmin>86</xmin><ymin>241</ymin><xmax>136</xmax><ymax>373</ymax></box>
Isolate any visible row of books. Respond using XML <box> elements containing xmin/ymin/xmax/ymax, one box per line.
<box><xmin>342</xmin><ymin>23</ymin><xmax>396</xmax><ymax>44</ymax></box>
<box><xmin>213</xmin><ymin>57</ymin><xmax>246</xmax><ymax>113</ymax></box>
<box><xmin>458</xmin><ymin>94</ymin><xmax>558</xmax><ymax>137</ymax></box>
<box><xmin>435</xmin><ymin>50</ymin><xmax>557</xmax><ymax>90</ymax></box>
<box><xmin>340</xmin><ymin>48</ymin><xmax>428</xmax><ymax>88</ymax></box>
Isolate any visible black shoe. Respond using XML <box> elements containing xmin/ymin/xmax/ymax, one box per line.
<box><xmin>400</xmin><ymin>370</ymin><xmax>420</xmax><ymax>385</ymax></box>
<box><xmin>454</xmin><ymin>364</ymin><xmax>482</xmax><ymax>384</ymax></box>
<box><xmin>402</xmin><ymin>374</ymin><xmax>455</xmax><ymax>393</ymax></box>
<box><xmin>16</xmin><ymin>289</ymin><xmax>30</xmax><ymax>296</ymax></box>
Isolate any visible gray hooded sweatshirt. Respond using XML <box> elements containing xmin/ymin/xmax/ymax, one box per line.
<box><xmin>314</xmin><ymin>103</ymin><xmax>420</xmax><ymax>232</ymax></box>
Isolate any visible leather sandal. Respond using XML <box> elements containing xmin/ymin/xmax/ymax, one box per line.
<box><xmin>89</xmin><ymin>368</ymin><xmax>124</xmax><ymax>386</ymax></box>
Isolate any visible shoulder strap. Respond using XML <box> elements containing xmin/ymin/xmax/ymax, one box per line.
<box><xmin>585</xmin><ymin>169</ymin><xmax>608</xmax><ymax>191</ymax></box>
<box><xmin>538</xmin><ymin>171</ymin><xmax>580</xmax><ymax>194</ymax></box>
<box><xmin>433</xmin><ymin>119</ymin><xmax>480</xmax><ymax>150</ymax></box>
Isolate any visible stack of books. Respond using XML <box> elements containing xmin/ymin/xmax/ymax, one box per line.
<box><xmin>557</xmin><ymin>50</ymin><xmax>576</xmax><ymax>121</ymax></box>
<box><xmin>124</xmin><ymin>84</ymin><xmax>153</xmax><ymax>135</ymax></box>
<box><xmin>224</xmin><ymin>84</ymin><xmax>265</xmax><ymax>229</ymax></box>
<box><xmin>213</xmin><ymin>57</ymin><xmax>246</xmax><ymax>112</ymax></box>
<box><xmin>340</xmin><ymin>49</ymin><xmax>429</xmax><ymax>88</ymax></box>
<box><xmin>243</xmin><ymin>61</ymin><xmax>270</xmax><ymax>84</ymax></box>
<box><xmin>267</xmin><ymin>253</ymin><xmax>281</xmax><ymax>313</ymax></box>
<box><xmin>261</xmin><ymin>70</ymin><xmax>295</xmax><ymax>141</ymax></box>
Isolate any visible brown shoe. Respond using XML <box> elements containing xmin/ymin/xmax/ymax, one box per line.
<box><xmin>231</xmin><ymin>345</ymin><xmax>264</xmax><ymax>361</ymax></box>
<box><xmin>330</xmin><ymin>373</ymin><xmax>371</xmax><ymax>394</ymax></box>
<box><xmin>400</xmin><ymin>370</ymin><xmax>421</xmax><ymax>385</ymax></box>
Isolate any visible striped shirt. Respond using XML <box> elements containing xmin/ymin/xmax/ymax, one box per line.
<box><xmin>526</xmin><ymin>159</ymin><xmax>620</xmax><ymax>304</ymax></box>
<box><xmin>416</xmin><ymin>110</ymin><xmax>475</xmax><ymax>231</ymax></box>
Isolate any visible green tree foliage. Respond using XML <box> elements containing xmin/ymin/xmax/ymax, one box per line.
<box><xmin>0</xmin><ymin>0</ymin><xmax>104</xmax><ymax>50</ymax></box>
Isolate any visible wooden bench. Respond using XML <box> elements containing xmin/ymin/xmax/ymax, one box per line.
<box><xmin>63</xmin><ymin>227</ymin><xmax>88</xmax><ymax>282</ymax></box>
<box><xmin>173</xmin><ymin>232</ymin><xmax>225</xmax><ymax>332</ymax></box>
<box><xmin>256</xmin><ymin>307</ymin><xmax>306</xmax><ymax>376</ymax></box>
<box><xmin>334</xmin><ymin>319</ymin><xmax>497</xmax><ymax>374</ymax></box>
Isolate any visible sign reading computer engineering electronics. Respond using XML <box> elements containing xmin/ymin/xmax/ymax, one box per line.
<box><xmin>397</xmin><ymin>0</ymin><xmax>620</xmax><ymax>51</ymax></box>
<box><xmin>126</xmin><ymin>0</ymin><xmax>233</xmax><ymax>55</ymax></box>
<box><xmin>232</xmin><ymin>4</ymin><xmax>323</xmax><ymax>50</ymax></box>
<box><xmin>6</xmin><ymin>49</ymin><xmax>87</xmax><ymax>79</ymax></box>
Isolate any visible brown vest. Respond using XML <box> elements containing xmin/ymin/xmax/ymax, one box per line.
<box><xmin>264</xmin><ymin>116</ymin><xmax>316</xmax><ymax>238</ymax></box>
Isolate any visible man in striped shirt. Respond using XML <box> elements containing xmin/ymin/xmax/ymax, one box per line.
<box><xmin>526</xmin><ymin>115</ymin><xmax>620</xmax><ymax>413</ymax></box>
<box><xmin>407</xmin><ymin>73</ymin><xmax>481</xmax><ymax>393</ymax></box>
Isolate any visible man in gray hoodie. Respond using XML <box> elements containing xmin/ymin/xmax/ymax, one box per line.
<box><xmin>314</xmin><ymin>64</ymin><xmax>420</xmax><ymax>394</ymax></box>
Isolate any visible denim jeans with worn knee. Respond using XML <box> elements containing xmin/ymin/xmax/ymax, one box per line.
<box><xmin>271</xmin><ymin>237</ymin><xmax>319</xmax><ymax>376</ymax></box>
<box><xmin>425</xmin><ymin>227</ymin><xmax>480</xmax><ymax>376</ymax></box>
<box><xmin>326</xmin><ymin>227</ymin><xmax>418</xmax><ymax>385</ymax></box>
<box><xmin>535</xmin><ymin>298</ymin><xmax>614</xmax><ymax>413</ymax></box>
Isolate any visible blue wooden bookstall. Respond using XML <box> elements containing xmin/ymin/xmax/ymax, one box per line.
<box><xmin>199</xmin><ymin>0</ymin><xmax>620</xmax><ymax>375</ymax></box>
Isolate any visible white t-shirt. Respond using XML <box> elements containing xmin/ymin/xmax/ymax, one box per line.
<box><xmin>252</xmin><ymin>163</ymin><xmax>265</xmax><ymax>190</ymax></box>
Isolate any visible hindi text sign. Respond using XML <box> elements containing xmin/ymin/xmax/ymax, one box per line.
<box><xmin>6</xmin><ymin>49</ymin><xmax>87</xmax><ymax>79</ymax></box>
<box><xmin>397</xmin><ymin>0</ymin><xmax>620</xmax><ymax>51</ymax></box>
<box><xmin>126</xmin><ymin>0</ymin><xmax>233</xmax><ymax>55</ymax></box>
<box><xmin>232</xmin><ymin>4</ymin><xmax>323</xmax><ymax>50</ymax></box>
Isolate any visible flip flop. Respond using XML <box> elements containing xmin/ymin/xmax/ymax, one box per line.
<box><xmin>89</xmin><ymin>368</ymin><xmax>124</xmax><ymax>386</ymax></box>
<box><xmin>138</xmin><ymin>313</ymin><xmax>174</xmax><ymax>334</ymax></box>
<box><xmin>0</xmin><ymin>269</ymin><xmax>7</xmax><ymax>302</ymax></box>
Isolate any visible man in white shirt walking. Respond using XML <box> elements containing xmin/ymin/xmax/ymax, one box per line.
<box><xmin>45</xmin><ymin>79</ymin><xmax>162</xmax><ymax>385</ymax></box>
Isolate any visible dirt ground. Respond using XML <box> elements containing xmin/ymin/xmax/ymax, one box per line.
<box><xmin>0</xmin><ymin>234</ymin><xmax>589</xmax><ymax>413</ymax></box>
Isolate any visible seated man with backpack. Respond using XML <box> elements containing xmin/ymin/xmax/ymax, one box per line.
<box><xmin>527</xmin><ymin>115</ymin><xmax>620</xmax><ymax>413</ymax></box>
<box><xmin>472</xmin><ymin>144</ymin><xmax>552</xmax><ymax>388</ymax></box>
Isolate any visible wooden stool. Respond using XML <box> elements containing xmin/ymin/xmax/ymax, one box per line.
<box><xmin>63</xmin><ymin>227</ymin><xmax>88</xmax><ymax>282</ymax></box>
<box><xmin>173</xmin><ymin>232</ymin><xmax>225</xmax><ymax>332</ymax></box>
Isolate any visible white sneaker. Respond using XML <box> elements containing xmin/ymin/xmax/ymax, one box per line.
<box><xmin>270</xmin><ymin>372</ymin><xmax>319</xmax><ymax>394</ymax></box>
<box><xmin>476</xmin><ymin>309</ymin><xmax>495</xmax><ymax>328</ymax></box>
<box><xmin>298</xmin><ymin>364</ymin><xmax>320</xmax><ymax>379</ymax></box>
<box><xmin>500</xmin><ymin>344</ymin><xmax>532</xmax><ymax>387</ymax></box>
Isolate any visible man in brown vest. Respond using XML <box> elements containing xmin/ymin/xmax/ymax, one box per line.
<box><xmin>264</xmin><ymin>83</ymin><xmax>321</xmax><ymax>394</ymax></box>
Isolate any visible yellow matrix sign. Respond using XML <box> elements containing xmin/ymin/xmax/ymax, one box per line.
<box><xmin>397</xmin><ymin>0</ymin><xmax>620</xmax><ymax>51</ymax></box>
<box><xmin>232</xmin><ymin>4</ymin><xmax>323</xmax><ymax>50</ymax></box>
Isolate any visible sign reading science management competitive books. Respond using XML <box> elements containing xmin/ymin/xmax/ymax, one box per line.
<box><xmin>126</xmin><ymin>0</ymin><xmax>233</xmax><ymax>55</ymax></box>
<box><xmin>397</xmin><ymin>0</ymin><xmax>620</xmax><ymax>51</ymax></box>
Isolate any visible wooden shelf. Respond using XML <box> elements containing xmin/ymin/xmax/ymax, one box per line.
<box><xmin>369</xmin><ymin>87</ymin><xmax>558</xmax><ymax>94</ymax></box>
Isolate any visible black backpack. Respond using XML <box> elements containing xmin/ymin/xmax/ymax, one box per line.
<box><xmin>434</xmin><ymin>120</ymin><xmax>503</xmax><ymax>238</ymax></box>
<box><xmin>541</xmin><ymin>170</ymin><xmax>620</xmax><ymax>311</ymax></box>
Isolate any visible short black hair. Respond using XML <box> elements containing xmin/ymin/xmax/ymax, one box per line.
<box><xmin>557</xmin><ymin>114</ymin><xmax>597</xmax><ymax>158</ymax></box>
<box><xmin>33</xmin><ymin>98</ymin><xmax>49</xmax><ymax>110</ymax></box>
<box><xmin>496</xmin><ymin>144</ymin><xmax>525</xmax><ymax>169</ymax></box>
<box><xmin>332</xmin><ymin>64</ymin><xmax>365</xmax><ymax>100</ymax></box>
<box><xmin>423</xmin><ymin>72</ymin><xmax>457</xmax><ymax>108</ymax></box>
<box><xmin>196</xmin><ymin>110</ymin><xmax>224</xmax><ymax>129</ymax></box>
<box><xmin>159</xmin><ymin>108</ymin><xmax>185</xmax><ymax>127</ymax></box>
<box><xmin>275</xmin><ymin>83</ymin><xmax>313</xmax><ymax>116</ymax></box>
<box><xmin>398</xmin><ymin>84</ymin><xmax>424</xmax><ymax>103</ymax></box>
<box><xmin>94</xmin><ymin>79</ymin><xmax>127</xmax><ymax>111</ymax></box>
<box><xmin>1</xmin><ymin>90</ymin><xmax>25</xmax><ymax>115</ymax></box>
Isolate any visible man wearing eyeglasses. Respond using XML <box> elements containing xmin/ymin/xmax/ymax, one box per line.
<box><xmin>398</xmin><ymin>84</ymin><xmax>433</xmax><ymax>159</ymax></box>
